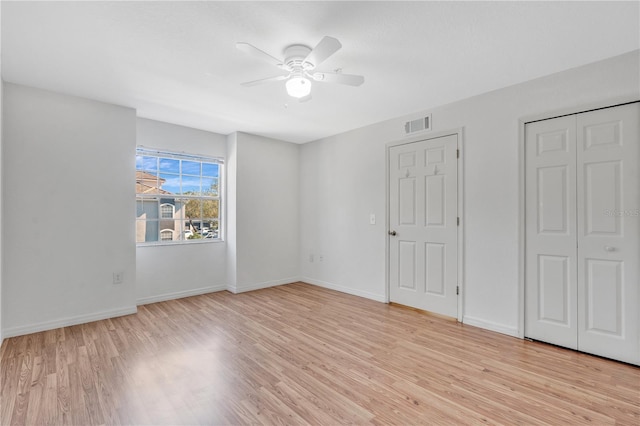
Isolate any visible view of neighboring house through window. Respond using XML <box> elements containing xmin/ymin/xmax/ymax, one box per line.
<box><xmin>136</xmin><ymin>147</ymin><xmax>223</xmax><ymax>244</ymax></box>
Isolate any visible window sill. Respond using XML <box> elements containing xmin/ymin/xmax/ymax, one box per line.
<box><xmin>136</xmin><ymin>239</ymin><xmax>225</xmax><ymax>248</ymax></box>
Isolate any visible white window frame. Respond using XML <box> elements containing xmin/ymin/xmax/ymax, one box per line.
<box><xmin>136</xmin><ymin>147</ymin><xmax>224</xmax><ymax>246</ymax></box>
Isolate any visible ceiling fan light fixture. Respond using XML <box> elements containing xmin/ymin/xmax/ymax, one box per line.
<box><xmin>286</xmin><ymin>76</ymin><xmax>312</xmax><ymax>98</ymax></box>
<box><xmin>237</xmin><ymin>36</ymin><xmax>364</xmax><ymax>99</ymax></box>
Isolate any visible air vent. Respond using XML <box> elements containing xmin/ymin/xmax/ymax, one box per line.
<box><xmin>404</xmin><ymin>114</ymin><xmax>432</xmax><ymax>135</ymax></box>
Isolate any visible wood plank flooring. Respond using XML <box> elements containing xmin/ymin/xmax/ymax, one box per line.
<box><xmin>1</xmin><ymin>282</ymin><xmax>638</xmax><ymax>425</ymax></box>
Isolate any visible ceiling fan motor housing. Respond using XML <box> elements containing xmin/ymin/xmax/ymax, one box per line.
<box><xmin>283</xmin><ymin>44</ymin><xmax>314</xmax><ymax>71</ymax></box>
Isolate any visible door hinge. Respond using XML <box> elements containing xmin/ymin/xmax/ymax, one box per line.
<box><xmin>456</xmin><ymin>286</ymin><xmax>459</xmax><ymax>295</ymax></box>
<box><xmin>457</xmin><ymin>149</ymin><xmax>460</xmax><ymax>159</ymax></box>
<box><xmin>457</xmin><ymin>217</ymin><xmax>460</xmax><ymax>226</ymax></box>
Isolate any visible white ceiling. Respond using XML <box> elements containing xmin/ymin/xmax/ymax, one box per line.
<box><xmin>2</xmin><ymin>1</ymin><xmax>638</xmax><ymax>144</ymax></box>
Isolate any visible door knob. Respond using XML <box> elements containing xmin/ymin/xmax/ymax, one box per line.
<box><xmin>388</xmin><ymin>230</ymin><xmax>397</xmax><ymax>236</ymax></box>
<box><xmin>604</xmin><ymin>246</ymin><xmax>616</xmax><ymax>252</ymax></box>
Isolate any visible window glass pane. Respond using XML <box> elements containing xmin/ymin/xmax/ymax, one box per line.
<box><xmin>159</xmin><ymin>158</ymin><xmax>180</xmax><ymax>174</ymax></box>
<box><xmin>202</xmin><ymin>199</ymin><xmax>219</xmax><ymax>219</ymax></box>
<box><xmin>174</xmin><ymin>221</ymin><xmax>187</xmax><ymax>241</ymax></box>
<box><xmin>202</xmin><ymin>163</ymin><xmax>218</xmax><ymax>177</ymax></box>
<box><xmin>136</xmin><ymin>220</ymin><xmax>146</xmax><ymax>243</ymax></box>
<box><xmin>202</xmin><ymin>177</ymin><xmax>218</xmax><ymax>196</ymax></box>
<box><xmin>136</xmin><ymin>199</ymin><xmax>144</xmax><ymax>217</ymax></box>
<box><xmin>206</xmin><ymin>220</ymin><xmax>219</xmax><ymax>239</ymax></box>
<box><xmin>184</xmin><ymin>198</ymin><xmax>202</xmax><ymax>220</ymax></box>
<box><xmin>136</xmin><ymin>171</ymin><xmax>160</xmax><ymax>194</ymax></box>
<box><xmin>193</xmin><ymin>219</ymin><xmax>206</xmax><ymax>234</ymax></box>
<box><xmin>172</xmin><ymin>199</ymin><xmax>185</xmax><ymax>221</ymax></box>
<box><xmin>159</xmin><ymin>173</ymin><xmax>180</xmax><ymax>194</ymax></box>
<box><xmin>137</xmin><ymin>198</ymin><xmax>158</xmax><ymax>219</ymax></box>
<box><xmin>137</xmin><ymin>219</ymin><xmax>158</xmax><ymax>242</ymax></box>
<box><xmin>182</xmin><ymin>220</ymin><xmax>202</xmax><ymax>241</ymax></box>
<box><xmin>181</xmin><ymin>175</ymin><xmax>201</xmax><ymax>195</ymax></box>
<box><xmin>136</xmin><ymin>155</ymin><xmax>158</xmax><ymax>172</ymax></box>
<box><xmin>182</xmin><ymin>160</ymin><xmax>201</xmax><ymax>176</ymax></box>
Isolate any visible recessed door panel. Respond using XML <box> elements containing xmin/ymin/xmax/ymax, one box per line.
<box><xmin>585</xmin><ymin>259</ymin><xmax>622</xmax><ymax>336</ymax></box>
<box><xmin>425</xmin><ymin>243</ymin><xmax>445</xmax><ymax>295</ymax></box>
<box><xmin>583</xmin><ymin>121</ymin><xmax>621</xmax><ymax>150</ymax></box>
<box><xmin>399</xmin><ymin>151</ymin><xmax>416</xmax><ymax>169</ymax></box>
<box><xmin>426</xmin><ymin>147</ymin><xmax>444</xmax><ymax>165</ymax></box>
<box><xmin>584</xmin><ymin>161</ymin><xmax>620</xmax><ymax>235</ymax></box>
<box><xmin>537</xmin><ymin>130</ymin><xmax>568</xmax><ymax>156</ymax></box>
<box><xmin>537</xmin><ymin>166</ymin><xmax>568</xmax><ymax>234</ymax></box>
<box><xmin>399</xmin><ymin>178</ymin><xmax>417</xmax><ymax>226</ymax></box>
<box><xmin>425</xmin><ymin>175</ymin><xmax>445</xmax><ymax>227</ymax></box>
<box><xmin>538</xmin><ymin>255</ymin><xmax>569</xmax><ymax>325</ymax></box>
<box><xmin>398</xmin><ymin>241</ymin><xmax>417</xmax><ymax>290</ymax></box>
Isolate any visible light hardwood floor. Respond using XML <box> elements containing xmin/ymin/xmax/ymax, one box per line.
<box><xmin>1</xmin><ymin>282</ymin><xmax>638</xmax><ymax>425</ymax></box>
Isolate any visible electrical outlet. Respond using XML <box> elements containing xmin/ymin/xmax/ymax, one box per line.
<box><xmin>113</xmin><ymin>272</ymin><xmax>124</xmax><ymax>284</ymax></box>
<box><xmin>319</xmin><ymin>255</ymin><xmax>324</xmax><ymax>262</ymax></box>
<box><xmin>309</xmin><ymin>254</ymin><xmax>314</xmax><ymax>262</ymax></box>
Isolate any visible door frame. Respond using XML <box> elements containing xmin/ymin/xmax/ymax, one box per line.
<box><xmin>517</xmin><ymin>96</ymin><xmax>639</xmax><ymax>339</ymax></box>
<box><xmin>385</xmin><ymin>127</ymin><xmax>465</xmax><ymax>322</ymax></box>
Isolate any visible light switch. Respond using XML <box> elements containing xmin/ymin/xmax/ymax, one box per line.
<box><xmin>369</xmin><ymin>213</ymin><xmax>376</xmax><ymax>225</ymax></box>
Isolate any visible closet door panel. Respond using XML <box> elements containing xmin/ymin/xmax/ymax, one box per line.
<box><xmin>576</xmin><ymin>103</ymin><xmax>639</xmax><ymax>365</ymax></box>
<box><xmin>525</xmin><ymin>115</ymin><xmax>578</xmax><ymax>349</ymax></box>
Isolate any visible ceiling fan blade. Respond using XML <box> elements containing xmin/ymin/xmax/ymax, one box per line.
<box><xmin>241</xmin><ymin>74</ymin><xmax>289</xmax><ymax>87</ymax></box>
<box><xmin>298</xmin><ymin>94</ymin><xmax>312</xmax><ymax>103</ymax></box>
<box><xmin>236</xmin><ymin>42</ymin><xmax>284</xmax><ymax>68</ymax></box>
<box><xmin>311</xmin><ymin>72</ymin><xmax>364</xmax><ymax>86</ymax></box>
<box><xmin>303</xmin><ymin>36</ymin><xmax>342</xmax><ymax>69</ymax></box>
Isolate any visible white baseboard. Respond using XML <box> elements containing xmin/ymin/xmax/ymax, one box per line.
<box><xmin>301</xmin><ymin>277</ymin><xmax>386</xmax><ymax>303</ymax></box>
<box><xmin>228</xmin><ymin>276</ymin><xmax>300</xmax><ymax>294</ymax></box>
<box><xmin>2</xmin><ymin>305</ymin><xmax>138</xmax><ymax>339</ymax></box>
<box><xmin>462</xmin><ymin>315</ymin><xmax>519</xmax><ymax>338</ymax></box>
<box><xmin>136</xmin><ymin>284</ymin><xmax>227</xmax><ymax>305</ymax></box>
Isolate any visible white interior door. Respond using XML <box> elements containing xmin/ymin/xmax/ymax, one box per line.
<box><xmin>575</xmin><ymin>103</ymin><xmax>639</xmax><ymax>365</ymax></box>
<box><xmin>525</xmin><ymin>102</ymin><xmax>639</xmax><ymax>365</ymax></box>
<box><xmin>525</xmin><ymin>115</ymin><xmax>578</xmax><ymax>349</ymax></box>
<box><xmin>388</xmin><ymin>134</ymin><xmax>458</xmax><ymax>318</ymax></box>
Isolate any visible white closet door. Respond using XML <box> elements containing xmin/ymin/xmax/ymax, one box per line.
<box><xmin>576</xmin><ymin>103</ymin><xmax>639</xmax><ymax>365</ymax></box>
<box><xmin>526</xmin><ymin>102</ymin><xmax>639</xmax><ymax>365</ymax></box>
<box><xmin>525</xmin><ymin>115</ymin><xmax>578</xmax><ymax>349</ymax></box>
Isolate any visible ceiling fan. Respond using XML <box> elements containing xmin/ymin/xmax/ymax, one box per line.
<box><xmin>236</xmin><ymin>36</ymin><xmax>364</xmax><ymax>101</ymax></box>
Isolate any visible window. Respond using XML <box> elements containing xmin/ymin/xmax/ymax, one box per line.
<box><xmin>160</xmin><ymin>203</ymin><xmax>174</xmax><ymax>219</ymax></box>
<box><xmin>136</xmin><ymin>147</ymin><xmax>223</xmax><ymax>245</ymax></box>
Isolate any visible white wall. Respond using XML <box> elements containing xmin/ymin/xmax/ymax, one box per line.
<box><xmin>227</xmin><ymin>132</ymin><xmax>300</xmax><ymax>292</ymax></box>
<box><xmin>300</xmin><ymin>50</ymin><xmax>640</xmax><ymax>336</ymax></box>
<box><xmin>135</xmin><ymin>118</ymin><xmax>227</xmax><ymax>304</ymax></box>
<box><xmin>2</xmin><ymin>83</ymin><xmax>137</xmax><ymax>337</ymax></box>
